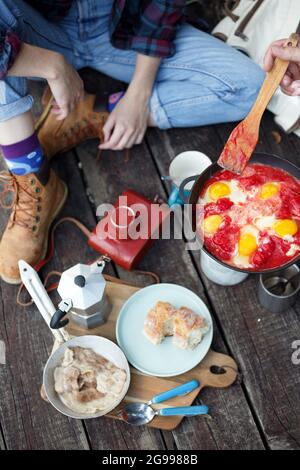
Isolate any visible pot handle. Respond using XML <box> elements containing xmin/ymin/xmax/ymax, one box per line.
<box><xmin>50</xmin><ymin>298</ymin><xmax>72</xmax><ymax>330</ymax></box>
<box><xmin>178</xmin><ymin>175</ymin><xmax>199</xmax><ymax>203</ymax></box>
<box><xmin>50</xmin><ymin>309</ymin><xmax>69</xmax><ymax>329</ymax></box>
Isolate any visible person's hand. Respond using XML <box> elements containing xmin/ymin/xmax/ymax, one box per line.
<box><xmin>99</xmin><ymin>89</ymin><xmax>150</xmax><ymax>150</ymax></box>
<box><xmin>8</xmin><ymin>45</ymin><xmax>84</xmax><ymax>119</ymax></box>
<box><xmin>264</xmin><ymin>39</ymin><xmax>300</xmax><ymax>96</ymax></box>
<box><xmin>47</xmin><ymin>55</ymin><xmax>84</xmax><ymax>120</ymax></box>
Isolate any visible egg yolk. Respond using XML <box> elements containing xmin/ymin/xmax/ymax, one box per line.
<box><xmin>274</xmin><ymin>219</ymin><xmax>298</xmax><ymax>238</ymax></box>
<box><xmin>238</xmin><ymin>234</ymin><xmax>258</xmax><ymax>256</ymax></box>
<box><xmin>260</xmin><ymin>183</ymin><xmax>279</xmax><ymax>199</ymax></box>
<box><xmin>208</xmin><ymin>182</ymin><xmax>231</xmax><ymax>201</ymax></box>
<box><xmin>204</xmin><ymin>215</ymin><xmax>223</xmax><ymax>234</ymax></box>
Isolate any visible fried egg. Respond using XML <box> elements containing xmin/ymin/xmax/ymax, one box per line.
<box><xmin>254</xmin><ymin>216</ymin><xmax>298</xmax><ymax>241</ymax></box>
<box><xmin>208</xmin><ymin>182</ymin><xmax>231</xmax><ymax>201</ymax></box>
<box><xmin>274</xmin><ymin>219</ymin><xmax>298</xmax><ymax>239</ymax></box>
<box><xmin>238</xmin><ymin>230</ymin><xmax>258</xmax><ymax>256</ymax></box>
<box><xmin>260</xmin><ymin>182</ymin><xmax>280</xmax><ymax>200</ymax></box>
<box><xmin>232</xmin><ymin>225</ymin><xmax>259</xmax><ymax>267</ymax></box>
<box><xmin>203</xmin><ymin>215</ymin><xmax>223</xmax><ymax>235</ymax></box>
<box><xmin>203</xmin><ymin>180</ymin><xmax>248</xmax><ymax>204</ymax></box>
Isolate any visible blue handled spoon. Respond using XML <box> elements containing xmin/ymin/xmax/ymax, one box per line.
<box><xmin>120</xmin><ymin>380</ymin><xmax>208</xmax><ymax>426</ymax></box>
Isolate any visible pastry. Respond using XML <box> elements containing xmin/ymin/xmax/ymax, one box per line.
<box><xmin>143</xmin><ymin>301</ymin><xmax>176</xmax><ymax>345</ymax></box>
<box><xmin>173</xmin><ymin>307</ymin><xmax>210</xmax><ymax>350</ymax></box>
<box><xmin>143</xmin><ymin>302</ymin><xmax>209</xmax><ymax>350</ymax></box>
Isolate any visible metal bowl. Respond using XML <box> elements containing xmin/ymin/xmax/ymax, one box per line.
<box><xmin>43</xmin><ymin>335</ymin><xmax>130</xmax><ymax>419</ymax></box>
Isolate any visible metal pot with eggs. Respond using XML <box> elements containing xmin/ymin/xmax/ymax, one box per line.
<box><xmin>179</xmin><ymin>153</ymin><xmax>300</xmax><ymax>278</ymax></box>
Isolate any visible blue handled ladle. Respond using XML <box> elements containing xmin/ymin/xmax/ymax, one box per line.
<box><xmin>119</xmin><ymin>380</ymin><xmax>208</xmax><ymax>426</ymax></box>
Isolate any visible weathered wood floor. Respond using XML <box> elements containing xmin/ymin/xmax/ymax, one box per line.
<box><xmin>0</xmin><ymin>71</ymin><xmax>299</xmax><ymax>450</ymax></box>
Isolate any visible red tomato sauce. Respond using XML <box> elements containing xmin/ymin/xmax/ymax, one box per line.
<box><xmin>198</xmin><ymin>164</ymin><xmax>300</xmax><ymax>271</ymax></box>
<box><xmin>218</xmin><ymin>122</ymin><xmax>251</xmax><ymax>173</ymax></box>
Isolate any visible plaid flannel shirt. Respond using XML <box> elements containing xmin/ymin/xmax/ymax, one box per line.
<box><xmin>0</xmin><ymin>0</ymin><xmax>185</xmax><ymax>79</ymax></box>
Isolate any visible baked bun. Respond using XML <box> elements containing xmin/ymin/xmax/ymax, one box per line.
<box><xmin>173</xmin><ymin>307</ymin><xmax>209</xmax><ymax>350</ymax></box>
<box><xmin>143</xmin><ymin>301</ymin><xmax>176</xmax><ymax>344</ymax></box>
<box><xmin>144</xmin><ymin>303</ymin><xmax>209</xmax><ymax>350</ymax></box>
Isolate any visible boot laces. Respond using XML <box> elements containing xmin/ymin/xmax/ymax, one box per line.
<box><xmin>0</xmin><ymin>171</ymin><xmax>40</xmax><ymax>230</ymax></box>
<box><xmin>54</xmin><ymin>114</ymin><xmax>106</xmax><ymax>147</ymax></box>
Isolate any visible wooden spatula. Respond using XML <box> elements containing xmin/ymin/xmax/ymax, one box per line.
<box><xmin>217</xmin><ymin>33</ymin><xmax>299</xmax><ymax>174</ymax></box>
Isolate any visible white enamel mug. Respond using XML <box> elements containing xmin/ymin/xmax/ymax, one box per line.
<box><xmin>168</xmin><ymin>151</ymin><xmax>212</xmax><ymax>206</ymax></box>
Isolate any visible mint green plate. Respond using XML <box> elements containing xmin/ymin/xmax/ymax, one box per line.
<box><xmin>116</xmin><ymin>283</ymin><xmax>213</xmax><ymax>377</ymax></box>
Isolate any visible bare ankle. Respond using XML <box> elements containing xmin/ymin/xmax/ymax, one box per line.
<box><xmin>0</xmin><ymin>111</ymin><xmax>35</xmax><ymax>145</ymax></box>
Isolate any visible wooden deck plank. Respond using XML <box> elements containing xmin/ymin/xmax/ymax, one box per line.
<box><xmin>0</xmin><ymin>424</ymin><xmax>6</xmax><ymax>450</ymax></box>
<box><xmin>76</xmin><ymin>132</ymin><xmax>264</xmax><ymax>449</ymax></box>
<box><xmin>84</xmin><ymin>417</ymin><xmax>167</xmax><ymax>451</ymax></box>
<box><xmin>146</xmin><ymin>113</ymin><xmax>300</xmax><ymax>450</ymax></box>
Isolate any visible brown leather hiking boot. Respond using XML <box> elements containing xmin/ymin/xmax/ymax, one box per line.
<box><xmin>36</xmin><ymin>90</ymin><xmax>108</xmax><ymax>159</ymax></box>
<box><xmin>0</xmin><ymin>165</ymin><xmax>67</xmax><ymax>284</ymax></box>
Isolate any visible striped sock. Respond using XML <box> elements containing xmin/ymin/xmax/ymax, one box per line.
<box><xmin>0</xmin><ymin>133</ymin><xmax>45</xmax><ymax>176</ymax></box>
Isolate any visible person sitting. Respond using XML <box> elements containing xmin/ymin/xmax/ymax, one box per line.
<box><xmin>0</xmin><ymin>0</ymin><xmax>265</xmax><ymax>284</ymax></box>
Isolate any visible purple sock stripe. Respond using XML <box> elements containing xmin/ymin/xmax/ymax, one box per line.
<box><xmin>1</xmin><ymin>133</ymin><xmax>41</xmax><ymax>159</ymax></box>
<box><xmin>3</xmin><ymin>145</ymin><xmax>43</xmax><ymax>161</ymax></box>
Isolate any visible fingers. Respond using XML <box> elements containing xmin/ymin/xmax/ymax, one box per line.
<box><xmin>100</xmin><ymin>123</ymin><xmax>125</xmax><ymax>150</ymax></box>
<box><xmin>271</xmin><ymin>45</ymin><xmax>300</xmax><ymax>62</ymax></box>
<box><xmin>287</xmin><ymin>62</ymin><xmax>300</xmax><ymax>79</ymax></box>
<box><xmin>122</xmin><ymin>128</ymin><xmax>144</xmax><ymax>149</ymax></box>
<box><xmin>264</xmin><ymin>47</ymin><xmax>275</xmax><ymax>72</ymax></box>
<box><xmin>279</xmin><ymin>63</ymin><xmax>300</xmax><ymax>90</ymax></box>
<box><xmin>99</xmin><ymin>125</ymin><xmax>145</xmax><ymax>150</ymax></box>
<box><xmin>281</xmin><ymin>80</ymin><xmax>300</xmax><ymax>96</ymax></box>
<box><xmin>50</xmin><ymin>87</ymin><xmax>84</xmax><ymax>120</ymax></box>
<box><xmin>282</xmin><ymin>73</ymin><xmax>293</xmax><ymax>88</ymax></box>
<box><xmin>127</xmin><ymin>130</ymin><xmax>145</xmax><ymax>148</ymax></box>
<box><xmin>126</xmin><ymin>135</ymin><xmax>144</xmax><ymax>149</ymax></box>
<box><xmin>101</xmin><ymin>114</ymin><xmax>116</xmax><ymax>144</ymax></box>
<box><xmin>52</xmin><ymin>100</ymin><xmax>70</xmax><ymax>120</ymax></box>
<box><xmin>263</xmin><ymin>39</ymin><xmax>300</xmax><ymax>72</ymax></box>
<box><xmin>264</xmin><ymin>39</ymin><xmax>287</xmax><ymax>71</ymax></box>
<box><xmin>135</xmin><ymin>133</ymin><xmax>144</xmax><ymax>145</ymax></box>
<box><xmin>113</xmin><ymin>129</ymin><xmax>136</xmax><ymax>150</ymax></box>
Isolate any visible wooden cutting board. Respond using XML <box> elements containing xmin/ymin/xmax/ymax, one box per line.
<box><xmin>64</xmin><ymin>279</ymin><xmax>238</xmax><ymax>431</ymax></box>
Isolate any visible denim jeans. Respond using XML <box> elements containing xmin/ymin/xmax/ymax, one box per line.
<box><xmin>0</xmin><ymin>0</ymin><xmax>265</xmax><ymax>129</ymax></box>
